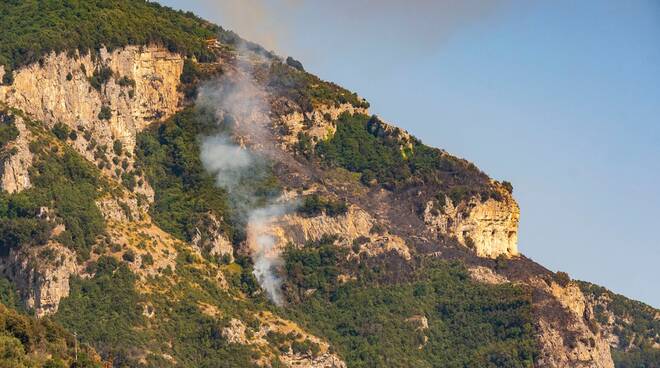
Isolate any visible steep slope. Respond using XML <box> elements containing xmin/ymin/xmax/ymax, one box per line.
<box><xmin>0</xmin><ymin>1</ymin><xmax>655</xmax><ymax>368</ymax></box>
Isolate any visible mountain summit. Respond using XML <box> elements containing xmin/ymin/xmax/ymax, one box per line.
<box><xmin>0</xmin><ymin>1</ymin><xmax>656</xmax><ymax>367</ymax></box>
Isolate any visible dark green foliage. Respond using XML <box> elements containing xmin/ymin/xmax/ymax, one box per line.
<box><xmin>0</xmin><ymin>218</ymin><xmax>52</xmax><ymax>256</ymax></box>
<box><xmin>264</xmin><ymin>62</ymin><xmax>369</xmax><ymax>111</ymax></box>
<box><xmin>122</xmin><ymin>249</ymin><xmax>136</xmax><ymax>262</ymax></box>
<box><xmin>56</xmin><ymin>256</ymin><xmax>145</xmax><ymax>365</ymax></box>
<box><xmin>180</xmin><ymin>59</ymin><xmax>203</xmax><ymax>100</ymax></box>
<box><xmin>283</xmin><ymin>252</ymin><xmax>538</xmax><ymax>367</ymax></box>
<box><xmin>0</xmin><ymin>0</ymin><xmax>220</xmax><ymax>71</ymax></box>
<box><xmin>31</xmin><ymin>147</ymin><xmax>105</xmax><ymax>260</ymax></box>
<box><xmin>89</xmin><ymin>66</ymin><xmax>113</xmax><ymax>92</ymax></box>
<box><xmin>0</xmin><ymin>139</ymin><xmax>106</xmax><ymax>260</ymax></box>
<box><xmin>2</xmin><ymin>70</ymin><xmax>13</xmax><ymax>85</ymax></box>
<box><xmin>113</xmin><ymin>139</ymin><xmax>123</xmax><ymax>156</ymax></box>
<box><xmin>51</xmin><ymin>123</ymin><xmax>70</xmax><ymax>141</ymax></box>
<box><xmin>0</xmin><ymin>300</ymin><xmax>100</xmax><ymax>367</ymax></box>
<box><xmin>121</xmin><ymin>171</ymin><xmax>137</xmax><ymax>191</ymax></box>
<box><xmin>116</xmin><ymin>76</ymin><xmax>135</xmax><ymax>88</ymax></box>
<box><xmin>612</xmin><ymin>345</ymin><xmax>660</xmax><ymax>368</ymax></box>
<box><xmin>317</xmin><ymin>113</ymin><xmax>498</xmax><ymax>204</ymax></box>
<box><xmin>298</xmin><ymin>195</ymin><xmax>348</xmax><ymax>218</ymax></box>
<box><xmin>0</xmin><ymin>111</ymin><xmax>19</xmax><ymax>149</ymax></box>
<box><xmin>293</xmin><ymin>132</ymin><xmax>313</xmax><ymax>159</ymax></box>
<box><xmin>0</xmin><ymin>277</ymin><xmax>21</xmax><ymax>311</ymax></box>
<box><xmin>283</xmin><ymin>236</ymin><xmax>346</xmax><ymax>303</ymax></box>
<box><xmin>98</xmin><ymin>105</ymin><xmax>112</xmax><ymax>121</ymax></box>
<box><xmin>285</xmin><ymin>56</ymin><xmax>305</xmax><ymax>72</ymax></box>
<box><xmin>136</xmin><ymin>107</ymin><xmax>234</xmax><ymax>243</ymax></box>
<box><xmin>579</xmin><ymin>282</ymin><xmax>660</xmax><ymax>367</ymax></box>
<box><xmin>554</xmin><ymin>271</ymin><xmax>571</xmax><ymax>287</ymax></box>
<box><xmin>502</xmin><ymin>181</ymin><xmax>514</xmax><ymax>194</ymax></box>
<box><xmin>141</xmin><ymin>252</ymin><xmax>154</xmax><ymax>267</ymax></box>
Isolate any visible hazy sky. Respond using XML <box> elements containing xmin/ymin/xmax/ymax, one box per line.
<box><xmin>159</xmin><ymin>0</ymin><xmax>660</xmax><ymax>307</ymax></box>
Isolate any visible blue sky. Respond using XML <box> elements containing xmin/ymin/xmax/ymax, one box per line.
<box><xmin>160</xmin><ymin>0</ymin><xmax>660</xmax><ymax>307</ymax></box>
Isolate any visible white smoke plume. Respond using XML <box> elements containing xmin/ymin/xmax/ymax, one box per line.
<box><xmin>246</xmin><ymin>204</ymin><xmax>292</xmax><ymax>306</ymax></box>
<box><xmin>197</xmin><ymin>64</ymin><xmax>290</xmax><ymax>305</ymax></box>
<box><xmin>200</xmin><ymin>135</ymin><xmax>253</xmax><ymax>193</ymax></box>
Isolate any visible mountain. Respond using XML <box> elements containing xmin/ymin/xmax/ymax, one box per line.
<box><xmin>0</xmin><ymin>1</ymin><xmax>656</xmax><ymax>367</ymax></box>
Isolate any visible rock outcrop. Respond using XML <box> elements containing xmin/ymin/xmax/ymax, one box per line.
<box><xmin>264</xmin><ymin>206</ymin><xmax>411</xmax><ymax>260</ymax></box>
<box><xmin>222</xmin><ymin>313</ymin><xmax>347</xmax><ymax>368</ymax></box>
<box><xmin>191</xmin><ymin>213</ymin><xmax>234</xmax><ymax>261</ymax></box>
<box><xmin>0</xmin><ymin>242</ymin><xmax>78</xmax><ymax>317</ymax></box>
<box><xmin>0</xmin><ymin>45</ymin><xmax>183</xmax><ymax>179</ymax></box>
<box><xmin>276</xmin><ymin>101</ymin><xmax>368</xmax><ymax>148</ymax></box>
<box><xmin>0</xmin><ymin>116</ymin><xmax>33</xmax><ymax>193</ymax></box>
<box><xmin>424</xmin><ymin>189</ymin><xmax>520</xmax><ymax>258</ymax></box>
<box><xmin>533</xmin><ymin>278</ymin><xmax>615</xmax><ymax>368</ymax></box>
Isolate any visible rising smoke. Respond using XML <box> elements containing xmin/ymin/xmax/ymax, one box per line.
<box><xmin>197</xmin><ymin>62</ymin><xmax>290</xmax><ymax>305</ymax></box>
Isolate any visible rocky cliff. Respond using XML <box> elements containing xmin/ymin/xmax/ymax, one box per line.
<box><xmin>423</xmin><ymin>188</ymin><xmax>520</xmax><ymax>258</ymax></box>
<box><xmin>0</xmin><ymin>2</ymin><xmax>653</xmax><ymax>366</ymax></box>
<box><xmin>0</xmin><ymin>46</ymin><xmax>183</xmax><ymax>190</ymax></box>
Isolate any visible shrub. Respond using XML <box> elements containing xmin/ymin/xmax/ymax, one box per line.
<box><xmin>502</xmin><ymin>181</ymin><xmax>514</xmax><ymax>194</ymax></box>
<box><xmin>316</xmin><ymin>113</ymin><xmax>498</xmax><ymax>204</ymax></box>
<box><xmin>2</xmin><ymin>70</ymin><xmax>14</xmax><ymax>85</ymax></box>
<box><xmin>98</xmin><ymin>106</ymin><xmax>112</xmax><ymax>121</ymax></box>
<box><xmin>142</xmin><ymin>252</ymin><xmax>154</xmax><ymax>266</ymax></box>
<box><xmin>286</xmin><ymin>56</ymin><xmax>305</xmax><ymax>72</ymax></box>
<box><xmin>117</xmin><ymin>76</ymin><xmax>135</xmax><ymax>88</ymax></box>
<box><xmin>51</xmin><ymin>123</ymin><xmax>70</xmax><ymax>141</ymax></box>
<box><xmin>554</xmin><ymin>271</ymin><xmax>571</xmax><ymax>287</ymax></box>
<box><xmin>298</xmin><ymin>195</ymin><xmax>348</xmax><ymax>218</ymax></box>
<box><xmin>122</xmin><ymin>250</ymin><xmax>136</xmax><ymax>263</ymax></box>
<box><xmin>113</xmin><ymin>139</ymin><xmax>123</xmax><ymax>156</ymax></box>
<box><xmin>0</xmin><ymin>112</ymin><xmax>19</xmax><ymax>148</ymax></box>
<box><xmin>89</xmin><ymin>66</ymin><xmax>113</xmax><ymax>92</ymax></box>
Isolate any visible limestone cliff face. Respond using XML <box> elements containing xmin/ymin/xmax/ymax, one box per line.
<box><xmin>0</xmin><ymin>116</ymin><xmax>33</xmax><ymax>193</ymax></box>
<box><xmin>276</xmin><ymin>101</ymin><xmax>368</xmax><ymax>148</ymax></box>
<box><xmin>263</xmin><ymin>205</ymin><xmax>410</xmax><ymax>260</ymax></box>
<box><xmin>0</xmin><ymin>242</ymin><xmax>78</xmax><ymax>317</ymax></box>
<box><xmin>424</xmin><ymin>188</ymin><xmax>520</xmax><ymax>258</ymax></box>
<box><xmin>221</xmin><ymin>313</ymin><xmax>347</xmax><ymax>368</ymax></box>
<box><xmin>0</xmin><ymin>45</ymin><xmax>183</xmax><ymax>184</ymax></box>
<box><xmin>191</xmin><ymin>213</ymin><xmax>234</xmax><ymax>261</ymax></box>
<box><xmin>533</xmin><ymin>278</ymin><xmax>615</xmax><ymax>368</ymax></box>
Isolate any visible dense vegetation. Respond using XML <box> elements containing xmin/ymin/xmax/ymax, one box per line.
<box><xmin>136</xmin><ymin>107</ymin><xmax>236</xmax><ymax>245</ymax></box>
<box><xmin>297</xmin><ymin>194</ymin><xmax>348</xmax><ymax>218</ymax></box>
<box><xmin>0</xmin><ymin>116</ymin><xmax>106</xmax><ymax>260</ymax></box>
<box><xmin>315</xmin><ymin>113</ymin><xmax>499</xmax><ymax>204</ymax></box>
<box><xmin>282</xmin><ymin>237</ymin><xmax>538</xmax><ymax>367</ymax></box>
<box><xmin>55</xmin><ymin>251</ymin><xmax>262</xmax><ymax>367</ymax></box>
<box><xmin>56</xmin><ymin>256</ymin><xmax>144</xmax><ymax>366</ymax></box>
<box><xmin>579</xmin><ymin>282</ymin><xmax>660</xmax><ymax>368</ymax></box>
<box><xmin>0</xmin><ymin>0</ymin><xmax>223</xmax><ymax>83</ymax></box>
<box><xmin>0</xmin><ymin>111</ymin><xmax>19</xmax><ymax>150</ymax></box>
<box><xmin>0</xmin><ymin>280</ymin><xmax>100</xmax><ymax>367</ymax></box>
<box><xmin>136</xmin><ymin>106</ymin><xmax>280</xmax><ymax>246</ymax></box>
<box><xmin>261</xmin><ymin>62</ymin><xmax>370</xmax><ymax>112</ymax></box>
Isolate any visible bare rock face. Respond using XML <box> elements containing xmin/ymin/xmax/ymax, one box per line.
<box><xmin>424</xmin><ymin>189</ymin><xmax>520</xmax><ymax>259</ymax></box>
<box><xmin>0</xmin><ymin>116</ymin><xmax>33</xmax><ymax>193</ymax></box>
<box><xmin>0</xmin><ymin>242</ymin><xmax>78</xmax><ymax>317</ymax></box>
<box><xmin>266</xmin><ymin>206</ymin><xmax>411</xmax><ymax>260</ymax></box>
<box><xmin>277</xmin><ymin>102</ymin><xmax>369</xmax><ymax>147</ymax></box>
<box><xmin>533</xmin><ymin>278</ymin><xmax>615</xmax><ymax>368</ymax></box>
<box><xmin>191</xmin><ymin>213</ymin><xmax>234</xmax><ymax>261</ymax></box>
<box><xmin>468</xmin><ymin>266</ymin><xmax>509</xmax><ymax>285</ymax></box>
<box><xmin>222</xmin><ymin>313</ymin><xmax>347</xmax><ymax>368</ymax></box>
<box><xmin>0</xmin><ymin>45</ymin><xmax>183</xmax><ymax>175</ymax></box>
